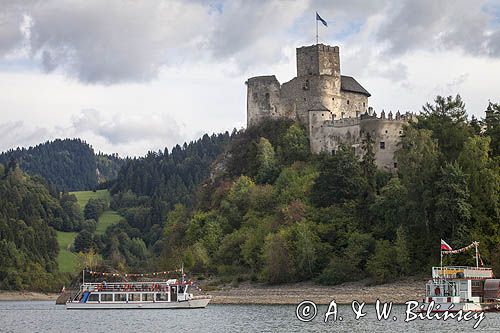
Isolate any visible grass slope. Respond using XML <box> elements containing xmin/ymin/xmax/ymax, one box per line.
<box><xmin>56</xmin><ymin>189</ymin><xmax>123</xmax><ymax>272</ymax></box>
<box><xmin>96</xmin><ymin>210</ymin><xmax>122</xmax><ymax>234</ymax></box>
<box><xmin>56</xmin><ymin>231</ymin><xmax>77</xmax><ymax>273</ymax></box>
<box><xmin>72</xmin><ymin>189</ymin><xmax>110</xmax><ymax>208</ymax></box>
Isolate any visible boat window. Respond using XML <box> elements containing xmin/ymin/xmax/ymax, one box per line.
<box><xmin>115</xmin><ymin>293</ymin><xmax>127</xmax><ymax>302</ymax></box>
<box><xmin>142</xmin><ymin>293</ymin><xmax>154</xmax><ymax>302</ymax></box>
<box><xmin>156</xmin><ymin>293</ymin><xmax>168</xmax><ymax>301</ymax></box>
<box><xmin>88</xmin><ymin>294</ymin><xmax>99</xmax><ymax>302</ymax></box>
<box><xmin>101</xmin><ymin>294</ymin><xmax>113</xmax><ymax>302</ymax></box>
<box><xmin>128</xmin><ymin>293</ymin><xmax>140</xmax><ymax>301</ymax></box>
<box><xmin>179</xmin><ymin>286</ymin><xmax>185</xmax><ymax>293</ymax></box>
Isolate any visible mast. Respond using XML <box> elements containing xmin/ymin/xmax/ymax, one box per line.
<box><xmin>82</xmin><ymin>269</ymin><xmax>85</xmax><ymax>285</ymax></box>
<box><xmin>475</xmin><ymin>242</ymin><xmax>479</xmax><ymax>268</ymax></box>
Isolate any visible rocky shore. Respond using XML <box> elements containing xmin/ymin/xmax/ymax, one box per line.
<box><xmin>0</xmin><ymin>291</ymin><xmax>59</xmax><ymax>301</ymax></box>
<box><xmin>206</xmin><ymin>277</ymin><xmax>426</xmax><ymax>305</ymax></box>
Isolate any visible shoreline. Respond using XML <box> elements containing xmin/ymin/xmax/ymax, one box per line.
<box><xmin>206</xmin><ymin>277</ymin><xmax>425</xmax><ymax>305</ymax></box>
<box><xmin>0</xmin><ymin>277</ymin><xmax>426</xmax><ymax>304</ymax></box>
<box><xmin>0</xmin><ymin>291</ymin><xmax>59</xmax><ymax>301</ymax></box>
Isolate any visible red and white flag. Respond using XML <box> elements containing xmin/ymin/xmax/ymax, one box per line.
<box><xmin>440</xmin><ymin>239</ymin><xmax>453</xmax><ymax>251</ymax></box>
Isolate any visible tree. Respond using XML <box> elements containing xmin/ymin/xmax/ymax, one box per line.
<box><xmin>395</xmin><ymin>126</ymin><xmax>439</xmax><ymax>227</ymax></box>
<box><xmin>418</xmin><ymin>94</ymin><xmax>472</xmax><ymax>161</ymax></box>
<box><xmin>311</xmin><ymin>146</ymin><xmax>366</xmax><ymax>207</ymax></box>
<box><xmin>84</xmin><ymin>198</ymin><xmax>107</xmax><ymax>221</ymax></box>
<box><xmin>370</xmin><ymin>178</ymin><xmax>409</xmax><ymax>239</ymax></box>
<box><xmin>74</xmin><ymin>230</ymin><xmax>94</xmax><ymax>253</ymax></box>
<box><xmin>394</xmin><ymin>226</ymin><xmax>411</xmax><ymax>275</ymax></box>
<box><xmin>484</xmin><ymin>101</ymin><xmax>500</xmax><ymax>157</ymax></box>
<box><xmin>291</xmin><ymin>222</ymin><xmax>321</xmax><ymax>280</ymax></box>
<box><xmin>361</xmin><ymin>132</ymin><xmax>377</xmax><ymax>192</ymax></box>
<box><xmin>262</xmin><ymin>231</ymin><xmax>293</xmax><ymax>284</ymax></box>
<box><xmin>255</xmin><ymin>137</ymin><xmax>278</xmax><ymax>184</ymax></box>
<box><xmin>434</xmin><ymin>162</ymin><xmax>472</xmax><ymax>239</ymax></box>
<box><xmin>279</xmin><ymin>123</ymin><xmax>309</xmax><ymax>162</ymax></box>
<box><xmin>366</xmin><ymin>240</ymin><xmax>398</xmax><ymax>284</ymax></box>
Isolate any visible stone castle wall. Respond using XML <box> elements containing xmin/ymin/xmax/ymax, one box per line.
<box><xmin>309</xmin><ymin>110</ymin><xmax>412</xmax><ymax>172</ymax></box>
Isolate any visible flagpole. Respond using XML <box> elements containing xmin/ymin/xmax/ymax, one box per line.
<box><xmin>475</xmin><ymin>242</ymin><xmax>479</xmax><ymax>268</ymax></box>
<box><xmin>440</xmin><ymin>250</ymin><xmax>443</xmax><ymax>272</ymax></box>
<box><xmin>316</xmin><ymin>14</ymin><xmax>318</xmax><ymax>44</ymax></box>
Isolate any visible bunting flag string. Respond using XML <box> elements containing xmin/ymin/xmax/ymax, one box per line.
<box><xmin>86</xmin><ymin>268</ymin><xmax>182</xmax><ymax>277</ymax></box>
<box><xmin>442</xmin><ymin>241</ymin><xmax>479</xmax><ymax>255</ymax></box>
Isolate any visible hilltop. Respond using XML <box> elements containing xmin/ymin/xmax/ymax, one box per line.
<box><xmin>0</xmin><ymin>138</ymin><xmax>125</xmax><ymax>191</ymax></box>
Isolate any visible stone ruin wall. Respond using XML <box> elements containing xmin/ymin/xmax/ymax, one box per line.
<box><xmin>309</xmin><ymin>111</ymin><xmax>413</xmax><ymax>172</ymax></box>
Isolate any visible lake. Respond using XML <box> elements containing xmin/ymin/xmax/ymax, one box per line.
<box><xmin>1</xmin><ymin>301</ymin><xmax>499</xmax><ymax>332</ymax></box>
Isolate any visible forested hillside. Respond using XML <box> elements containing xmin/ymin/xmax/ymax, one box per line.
<box><xmin>99</xmin><ymin>132</ymin><xmax>232</xmax><ymax>270</ymax></box>
<box><xmin>157</xmin><ymin>96</ymin><xmax>499</xmax><ymax>284</ymax></box>
<box><xmin>0</xmin><ymin>163</ymin><xmax>69</xmax><ymax>291</ymax></box>
<box><xmin>0</xmin><ymin>139</ymin><xmax>124</xmax><ymax>191</ymax></box>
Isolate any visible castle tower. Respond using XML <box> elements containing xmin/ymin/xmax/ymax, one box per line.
<box><xmin>296</xmin><ymin>44</ymin><xmax>340</xmax><ymax>77</ymax></box>
<box><xmin>246</xmin><ymin>75</ymin><xmax>282</xmax><ymax>126</ymax></box>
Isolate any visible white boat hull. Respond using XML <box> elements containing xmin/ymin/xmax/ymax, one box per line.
<box><xmin>418</xmin><ymin>302</ymin><xmax>500</xmax><ymax>313</ymax></box>
<box><xmin>66</xmin><ymin>298</ymin><xmax>210</xmax><ymax>310</ymax></box>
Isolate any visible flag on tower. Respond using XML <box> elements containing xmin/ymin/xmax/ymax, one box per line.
<box><xmin>316</xmin><ymin>12</ymin><xmax>327</xmax><ymax>27</ymax></box>
<box><xmin>440</xmin><ymin>239</ymin><xmax>453</xmax><ymax>251</ymax></box>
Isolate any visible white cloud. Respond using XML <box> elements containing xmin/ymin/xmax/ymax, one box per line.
<box><xmin>0</xmin><ymin>0</ymin><xmax>499</xmax><ymax>156</ymax></box>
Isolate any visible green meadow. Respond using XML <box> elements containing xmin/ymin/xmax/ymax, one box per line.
<box><xmin>56</xmin><ymin>189</ymin><xmax>123</xmax><ymax>272</ymax></box>
<box><xmin>56</xmin><ymin>230</ymin><xmax>78</xmax><ymax>272</ymax></box>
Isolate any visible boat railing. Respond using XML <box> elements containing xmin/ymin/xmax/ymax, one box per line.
<box><xmin>80</xmin><ymin>282</ymin><xmax>177</xmax><ymax>293</ymax></box>
<box><xmin>432</xmin><ymin>266</ymin><xmax>493</xmax><ymax>279</ymax></box>
<box><xmin>426</xmin><ymin>280</ymin><xmax>459</xmax><ymax>297</ymax></box>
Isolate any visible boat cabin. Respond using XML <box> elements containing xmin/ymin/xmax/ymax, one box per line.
<box><xmin>73</xmin><ymin>279</ymin><xmax>192</xmax><ymax>304</ymax></box>
<box><xmin>425</xmin><ymin>266</ymin><xmax>498</xmax><ymax>304</ymax></box>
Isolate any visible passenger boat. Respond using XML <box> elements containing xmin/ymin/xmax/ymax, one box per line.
<box><xmin>66</xmin><ymin>270</ymin><xmax>210</xmax><ymax>309</ymax></box>
<box><xmin>419</xmin><ymin>240</ymin><xmax>500</xmax><ymax>312</ymax></box>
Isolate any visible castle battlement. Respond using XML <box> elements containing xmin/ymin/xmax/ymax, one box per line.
<box><xmin>246</xmin><ymin>42</ymin><xmax>409</xmax><ymax>172</ymax></box>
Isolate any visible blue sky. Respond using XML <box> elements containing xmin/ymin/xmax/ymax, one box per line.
<box><xmin>1</xmin><ymin>0</ymin><xmax>500</xmax><ymax>156</ymax></box>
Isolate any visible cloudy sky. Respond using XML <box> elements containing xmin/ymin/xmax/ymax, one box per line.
<box><xmin>1</xmin><ymin>0</ymin><xmax>500</xmax><ymax>156</ymax></box>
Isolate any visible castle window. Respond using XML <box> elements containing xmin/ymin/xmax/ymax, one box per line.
<box><xmin>304</xmin><ymin>97</ymin><xmax>307</xmax><ymax>101</ymax></box>
<box><xmin>332</xmin><ymin>149</ymin><xmax>336</xmax><ymax>155</ymax></box>
<box><xmin>347</xmin><ymin>100</ymin><xmax>350</xmax><ymax>105</ymax></box>
<box><xmin>332</xmin><ymin>97</ymin><xmax>335</xmax><ymax>101</ymax></box>
<box><xmin>399</xmin><ymin>131</ymin><xmax>402</xmax><ymax>134</ymax></box>
<box><xmin>380</xmin><ymin>142</ymin><xmax>386</xmax><ymax>149</ymax></box>
<box><xmin>394</xmin><ymin>162</ymin><xmax>398</xmax><ymax>168</ymax></box>
<box><xmin>303</xmin><ymin>80</ymin><xmax>310</xmax><ymax>90</ymax></box>
<box><xmin>385</xmin><ymin>130</ymin><xmax>388</xmax><ymax>134</ymax></box>
<box><xmin>265</xmin><ymin>93</ymin><xmax>270</xmax><ymax>100</ymax></box>
<box><xmin>363</xmin><ymin>102</ymin><xmax>366</xmax><ymax>107</ymax></box>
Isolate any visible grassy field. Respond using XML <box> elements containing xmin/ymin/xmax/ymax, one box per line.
<box><xmin>56</xmin><ymin>189</ymin><xmax>123</xmax><ymax>272</ymax></box>
<box><xmin>56</xmin><ymin>231</ymin><xmax>78</xmax><ymax>272</ymax></box>
<box><xmin>96</xmin><ymin>210</ymin><xmax>123</xmax><ymax>234</ymax></box>
<box><xmin>72</xmin><ymin>189</ymin><xmax>110</xmax><ymax>209</ymax></box>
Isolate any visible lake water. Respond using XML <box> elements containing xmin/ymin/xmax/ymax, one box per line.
<box><xmin>1</xmin><ymin>301</ymin><xmax>499</xmax><ymax>332</ymax></box>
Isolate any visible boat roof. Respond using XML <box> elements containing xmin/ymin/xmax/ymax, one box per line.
<box><xmin>432</xmin><ymin>266</ymin><xmax>494</xmax><ymax>280</ymax></box>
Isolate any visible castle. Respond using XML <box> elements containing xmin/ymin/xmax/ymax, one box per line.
<box><xmin>246</xmin><ymin>43</ymin><xmax>414</xmax><ymax>172</ymax></box>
